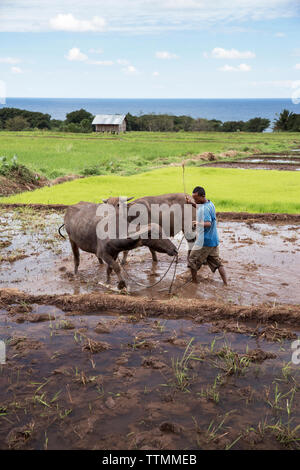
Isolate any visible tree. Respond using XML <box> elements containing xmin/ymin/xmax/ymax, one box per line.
<box><xmin>36</xmin><ymin>119</ymin><xmax>51</xmax><ymax>129</ymax></box>
<box><xmin>66</xmin><ymin>108</ymin><xmax>94</xmax><ymax>124</ymax></box>
<box><xmin>80</xmin><ymin>118</ymin><xmax>93</xmax><ymax>133</ymax></box>
<box><xmin>273</xmin><ymin>109</ymin><xmax>295</xmax><ymax>131</ymax></box>
<box><xmin>221</xmin><ymin>121</ymin><xmax>245</xmax><ymax>132</ymax></box>
<box><xmin>50</xmin><ymin>119</ymin><xmax>63</xmax><ymax>130</ymax></box>
<box><xmin>0</xmin><ymin>107</ymin><xmax>51</xmax><ymax>129</ymax></box>
<box><xmin>5</xmin><ymin>116</ymin><xmax>29</xmax><ymax>131</ymax></box>
<box><xmin>244</xmin><ymin>117</ymin><xmax>270</xmax><ymax>132</ymax></box>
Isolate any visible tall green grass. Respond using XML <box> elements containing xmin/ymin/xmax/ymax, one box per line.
<box><xmin>0</xmin><ymin>130</ymin><xmax>299</xmax><ymax>178</ymax></box>
<box><xmin>2</xmin><ymin>166</ymin><xmax>300</xmax><ymax>213</ymax></box>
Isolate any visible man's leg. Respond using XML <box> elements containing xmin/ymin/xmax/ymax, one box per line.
<box><xmin>218</xmin><ymin>266</ymin><xmax>228</xmax><ymax>285</ymax></box>
<box><xmin>207</xmin><ymin>247</ymin><xmax>228</xmax><ymax>286</ymax></box>
<box><xmin>188</xmin><ymin>246</ymin><xmax>208</xmax><ymax>283</ymax></box>
<box><xmin>190</xmin><ymin>267</ymin><xmax>199</xmax><ymax>283</ymax></box>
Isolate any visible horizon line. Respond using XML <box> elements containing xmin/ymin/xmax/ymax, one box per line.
<box><xmin>4</xmin><ymin>97</ymin><xmax>294</xmax><ymax>100</ymax></box>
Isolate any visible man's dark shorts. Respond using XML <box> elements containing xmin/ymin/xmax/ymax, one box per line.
<box><xmin>188</xmin><ymin>245</ymin><xmax>223</xmax><ymax>273</ymax></box>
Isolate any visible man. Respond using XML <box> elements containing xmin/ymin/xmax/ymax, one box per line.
<box><xmin>186</xmin><ymin>186</ymin><xmax>227</xmax><ymax>285</ymax></box>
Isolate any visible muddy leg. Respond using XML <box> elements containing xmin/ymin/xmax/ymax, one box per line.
<box><xmin>190</xmin><ymin>267</ymin><xmax>199</xmax><ymax>283</ymax></box>
<box><xmin>218</xmin><ymin>266</ymin><xmax>228</xmax><ymax>286</ymax></box>
<box><xmin>106</xmin><ymin>265</ymin><xmax>113</xmax><ymax>284</ymax></box>
<box><xmin>103</xmin><ymin>254</ymin><xmax>126</xmax><ymax>289</ymax></box>
<box><xmin>121</xmin><ymin>251</ymin><xmax>129</xmax><ymax>265</ymax></box>
<box><xmin>149</xmin><ymin>248</ymin><xmax>158</xmax><ymax>263</ymax></box>
<box><xmin>70</xmin><ymin>239</ymin><xmax>80</xmax><ymax>274</ymax></box>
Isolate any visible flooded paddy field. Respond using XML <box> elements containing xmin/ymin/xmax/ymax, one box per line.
<box><xmin>0</xmin><ymin>207</ymin><xmax>300</xmax><ymax>450</ymax></box>
<box><xmin>0</xmin><ymin>208</ymin><xmax>299</xmax><ymax>305</ymax></box>
<box><xmin>203</xmin><ymin>153</ymin><xmax>300</xmax><ymax>171</ymax></box>
<box><xmin>1</xmin><ymin>296</ymin><xmax>300</xmax><ymax>450</ymax></box>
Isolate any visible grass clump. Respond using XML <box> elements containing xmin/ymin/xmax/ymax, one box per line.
<box><xmin>0</xmin><ymin>155</ymin><xmax>40</xmax><ymax>184</ymax></box>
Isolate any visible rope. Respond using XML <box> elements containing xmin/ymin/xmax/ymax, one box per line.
<box><xmin>121</xmin><ymin>234</ymin><xmax>185</xmax><ymax>289</ymax></box>
<box><xmin>122</xmin><ymin>163</ymin><xmax>193</xmax><ymax>292</ymax></box>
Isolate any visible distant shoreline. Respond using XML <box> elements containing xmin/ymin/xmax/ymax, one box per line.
<box><xmin>1</xmin><ymin>97</ymin><xmax>298</xmax><ymax>122</ymax></box>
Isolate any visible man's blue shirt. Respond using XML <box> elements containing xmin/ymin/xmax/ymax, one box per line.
<box><xmin>195</xmin><ymin>200</ymin><xmax>219</xmax><ymax>247</ymax></box>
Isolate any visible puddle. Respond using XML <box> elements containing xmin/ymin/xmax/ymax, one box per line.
<box><xmin>0</xmin><ymin>210</ymin><xmax>299</xmax><ymax>306</ymax></box>
<box><xmin>0</xmin><ymin>304</ymin><xmax>300</xmax><ymax>450</ymax></box>
<box><xmin>240</xmin><ymin>159</ymin><xmax>300</xmax><ymax>164</ymax></box>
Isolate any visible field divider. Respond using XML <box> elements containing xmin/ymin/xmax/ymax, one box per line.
<box><xmin>1</xmin><ymin>288</ymin><xmax>300</xmax><ymax>326</ymax></box>
<box><xmin>0</xmin><ymin>202</ymin><xmax>299</xmax><ymax>223</ymax></box>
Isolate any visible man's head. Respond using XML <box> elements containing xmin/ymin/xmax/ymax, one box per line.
<box><xmin>192</xmin><ymin>186</ymin><xmax>206</xmax><ymax>204</ymax></box>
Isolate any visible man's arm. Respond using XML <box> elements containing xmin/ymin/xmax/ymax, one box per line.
<box><xmin>193</xmin><ymin>220</ymin><xmax>211</xmax><ymax>228</ymax></box>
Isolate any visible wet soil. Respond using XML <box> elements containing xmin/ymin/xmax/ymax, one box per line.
<box><xmin>1</xmin><ymin>301</ymin><xmax>300</xmax><ymax>450</ymax></box>
<box><xmin>0</xmin><ymin>209</ymin><xmax>300</xmax><ymax>450</ymax></box>
<box><xmin>0</xmin><ymin>174</ymin><xmax>47</xmax><ymax>197</ymax></box>
<box><xmin>202</xmin><ymin>154</ymin><xmax>300</xmax><ymax>171</ymax></box>
<box><xmin>0</xmin><ymin>209</ymin><xmax>299</xmax><ymax>307</ymax></box>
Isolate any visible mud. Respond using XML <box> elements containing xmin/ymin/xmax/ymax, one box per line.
<box><xmin>202</xmin><ymin>154</ymin><xmax>300</xmax><ymax>171</ymax></box>
<box><xmin>1</xmin><ymin>208</ymin><xmax>300</xmax><ymax>450</ymax></box>
<box><xmin>1</xmin><ymin>301</ymin><xmax>300</xmax><ymax>450</ymax></box>
<box><xmin>0</xmin><ymin>209</ymin><xmax>299</xmax><ymax>307</ymax></box>
<box><xmin>1</xmin><ymin>203</ymin><xmax>300</xmax><ymax>224</ymax></box>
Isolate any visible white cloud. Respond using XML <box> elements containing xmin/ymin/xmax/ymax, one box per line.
<box><xmin>152</xmin><ymin>71</ymin><xmax>160</xmax><ymax>76</ymax></box>
<box><xmin>1</xmin><ymin>1</ymin><xmax>300</xmax><ymax>33</ymax></box>
<box><xmin>122</xmin><ymin>65</ymin><xmax>139</xmax><ymax>75</ymax></box>
<box><xmin>66</xmin><ymin>47</ymin><xmax>88</xmax><ymax>61</ymax></box>
<box><xmin>11</xmin><ymin>66</ymin><xmax>23</xmax><ymax>74</ymax></box>
<box><xmin>294</xmin><ymin>64</ymin><xmax>300</xmax><ymax>69</ymax></box>
<box><xmin>88</xmin><ymin>60</ymin><xmax>114</xmax><ymax>66</ymax></box>
<box><xmin>211</xmin><ymin>47</ymin><xmax>256</xmax><ymax>59</ymax></box>
<box><xmin>275</xmin><ymin>32</ymin><xmax>285</xmax><ymax>37</ymax></box>
<box><xmin>219</xmin><ymin>63</ymin><xmax>252</xmax><ymax>72</ymax></box>
<box><xmin>50</xmin><ymin>13</ymin><xmax>106</xmax><ymax>32</ymax></box>
<box><xmin>117</xmin><ymin>59</ymin><xmax>130</xmax><ymax>65</ymax></box>
<box><xmin>156</xmin><ymin>51</ymin><xmax>179</xmax><ymax>59</ymax></box>
<box><xmin>89</xmin><ymin>48</ymin><xmax>103</xmax><ymax>54</ymax></box>
<box><xmin>0</xmin><ymin>57</ymin><xmax>21</xmax><ymax>64</ymax></box>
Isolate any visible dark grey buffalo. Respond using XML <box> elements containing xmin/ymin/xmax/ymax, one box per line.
<box><xmin>63</xmin><ymin>201</ymin><xmax>178</xmax><ymax>289</ymax></box>
<box><xmin>104</xmin><ymin>194</ymin><xmax>196</xmax><ymax>264</ymax></box>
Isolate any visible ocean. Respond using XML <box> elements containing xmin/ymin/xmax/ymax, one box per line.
<box><xmin>2</xmin><ymin>98</ymin><xmax>300</xmax><ymax>124</ymax></box>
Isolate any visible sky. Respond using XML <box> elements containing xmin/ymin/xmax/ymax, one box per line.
<box><xmin>0</xmin><ymin>0</ymin><xmax>300</xmax><ymax>99</ymax></box>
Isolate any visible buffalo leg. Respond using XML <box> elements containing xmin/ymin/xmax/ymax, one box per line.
<box><xmin>106</xmin><ymin>265</ymin><xmax>113</xmax><ymax>283</ymax></box>
<box><xmin>102</xmin><ymin>254</ymin><xmax>126</xmax><ymax>289</ymax></box>
<box><xmin>70</xmin><ymin>239</ymin><xmax>80</xmax><ymax>274</ymax></box>
<box><xmin>149</xmin><ymin>248</ymin><xmax>158</xmax><ymax>262</ymax></box>
<box><xmin>121</xmin><ymin>251</ymin><xmax>129</xmax><ymax>265</ymax></box>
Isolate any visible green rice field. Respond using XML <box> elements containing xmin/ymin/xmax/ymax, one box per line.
<box><xmin>2</xmin><ymin>166</ymin><xmax>300</xmax><ymax>214</ymax></box>
<box><xmin>1</xmin><ymin>130</ymin><xmax>300</xmax><ymax>178</ymax></box>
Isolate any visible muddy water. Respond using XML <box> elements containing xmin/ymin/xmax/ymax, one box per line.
<box><xmin>1</xmin><ymin>303</ymin><xmax>300</xmax><ymax>450</ymax></box>
<box><xmin>0</xmin><ymin>210</ymin><xmax>299</xmax><ymax>306</ymax></box>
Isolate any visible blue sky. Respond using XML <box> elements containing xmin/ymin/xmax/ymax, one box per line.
<box><xmin>0</xmin><ymin>0</ymin><xmax>300</xmax><ymax>98</ymax></box>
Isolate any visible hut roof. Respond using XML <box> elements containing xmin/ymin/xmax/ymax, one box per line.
<box><xmin>92</xmin><ymin>114</ymin><xmax>126</xmax><ymax>125</ymax></box>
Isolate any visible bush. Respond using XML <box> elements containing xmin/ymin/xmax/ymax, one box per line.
<box><xmin>243</xmin><ymin>117</ymin><xmax>270</xmax><ymax>132</ymax></box>
<box><xmin>0</xmin><ymin>155</ymin><xmax>38</xmax><ymax>183</ymax></box>
<box><xmin>0</xmin><ymin>107</ymin><xmax>51</xmax><ymax>129</ymax></box>
<box><xmin>66</xmin><ymin>109</ymin><xmax>94</xmax><ymax>125</ymax></box>
<box><xmin>62</xmin><ymin>123</ymin><xmax>82</xmax><ymax>133</ymax></box>
<box><xmin>80</xmin><ymin>118</ymin><xmax>93</xmax><ymax>133</ymax></box>
<box><xmin>81</xmin><ymin>165</ymin><xmax>102</xmax><ymax>176</ymax></box>
<box><xmin>5</xmin><ymin>116</ymin><xmax>29</xmax><ymax>131</ymax></box>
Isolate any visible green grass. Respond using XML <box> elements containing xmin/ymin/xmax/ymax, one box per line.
<box><xmin>0</xmin><ymin>130</ymin><xmax>299</xmax><ymax>178</ymax></box>
<box><xmin>2</xmin><ymin>166</ymin><xmax>300</xmax><ymax>213</ymax></box>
